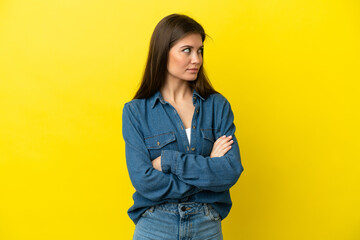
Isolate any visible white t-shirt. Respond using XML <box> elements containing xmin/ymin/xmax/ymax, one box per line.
<box><xmin>185</xmin><ymin>128</ymin><xmax>191</xmax><ymax>145</ymax></box>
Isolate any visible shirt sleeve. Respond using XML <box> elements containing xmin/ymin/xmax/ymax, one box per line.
<box><xmin>122</xmin><ymin>102</ymin><xmax>201</xmax><ymax>202</ymax></box>
<box><xmin>161</xmin><ymin>98</ymin><xmax>244</xmax><ymax>192</ymax></box>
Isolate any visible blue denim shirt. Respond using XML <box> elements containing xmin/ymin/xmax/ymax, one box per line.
<box><xmin>122</xmin><ymin>89</ymin><xmax>244</xmax><ymax>224</ymax></box>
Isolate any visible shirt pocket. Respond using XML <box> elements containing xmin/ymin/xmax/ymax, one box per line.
<box><xmin>200</xmin><ymin>128</ymin><xmax>220</xmax><ymax>157</ymax></box>
<box><xmin>144</xmin><ymin>131</ymin><xmax>178</xmax><ymax>160</ymax></box>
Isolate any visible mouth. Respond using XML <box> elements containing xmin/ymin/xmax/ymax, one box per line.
<box><xmin>187</xmin><ymin>68</ymin><xmax>199</xmax><ymax>72</ymax></box>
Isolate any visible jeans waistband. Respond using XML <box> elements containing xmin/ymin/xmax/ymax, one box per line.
<box><xmin>153</xmin><ymin>202</ymin><xmax>211</xmax><ymax>216</ymax></box>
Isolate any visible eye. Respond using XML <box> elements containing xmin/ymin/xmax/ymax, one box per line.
<box><xmin>182</xmin><ymin>48</ymin><xmax>191</xmax><ymax>53</ymax></box>
<box><xmin>198</xmin><ymin>48</ymin><xmax>204</xmax><ymax>54</ymax></box>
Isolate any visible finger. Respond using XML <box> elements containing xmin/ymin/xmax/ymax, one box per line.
<box><xmin>224</xmin><ymin>135</ymin><xmax>232</xmax><ymax>142</ymax></box>
<box><xmin>215</xmin><ymin>135</ymin><xmax>226</xmax><ymax>143</ymax></box>
<box><xmin>224</xmin><ymin>139</ymin><xmax>234</xmax><ymax>146</ymax></box>
<box><xmin>215</xmin><ymin>139</ymin><xmax>233</xmax><ymax>150</ymax></box>
<box><xmin>219</xmin><ymin>135</ymin><xmax>233</xmax><ymax>144</ymax></box>
<box><xmin>220</xmin><ymin>145</ymin><xmax>232</xmax><ymax>155</ymax></box>
<box><xmin>214</xmin><ymin>137</ymin><xmax>229</xmax><ymax>147</ymax></box>
<box><xmin>212</xmin><ymin>135</ymin><xmax>232</xmax><ymax>153</ymax></box>
<box><xmin>220</xmin><ymin>142</ymin><xmax>232</xmax><ymax>151</ymax></box>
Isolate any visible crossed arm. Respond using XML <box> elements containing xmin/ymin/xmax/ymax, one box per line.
<box><xmin>122</xmin><ymin>100</ymin><xmax>243</xmax><ymax>201</ymax></box>
<box><xmin>152</xmin><ymin>135</ymin><xmax>234</xmax><ymax>171</ymax></box>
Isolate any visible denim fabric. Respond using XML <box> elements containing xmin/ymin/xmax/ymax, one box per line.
<box><xmin>133</xmin><ymin>202</ymin><xmax>223</xmax><ymax>240</ymax></box>
<box><xmin>122</xmin><ymin>89</ymin><xmax>244</xmax><ymax>224</ymax></box>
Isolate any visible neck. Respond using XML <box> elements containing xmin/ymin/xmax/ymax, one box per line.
<box><xmin>160</xmin><ymin>80</ymin><xmax>193</xmax><ymax>104</ymax></box>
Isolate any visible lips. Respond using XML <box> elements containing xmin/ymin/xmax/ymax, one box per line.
<box><xmin>187</xmin><ymin>68</ymin><xmax>198</xmax><ymax>71</ymax></box>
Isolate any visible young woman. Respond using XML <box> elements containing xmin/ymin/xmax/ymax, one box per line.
<box><xmin>122</xmin><ymin>13</ymin><xmax>244</xmax><ymax>240</ymax></box>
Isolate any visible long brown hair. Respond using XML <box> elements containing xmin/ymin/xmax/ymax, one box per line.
<box><xmin>133</xmin><ymin>14</ymin><xmax>218</xmax><ymax>100</ymax></box>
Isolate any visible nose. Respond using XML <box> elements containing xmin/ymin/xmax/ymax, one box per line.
<box><xmin>191</xmin><ymin>52</ymin><xmax>202</xmax><ymax>65</ymax></box>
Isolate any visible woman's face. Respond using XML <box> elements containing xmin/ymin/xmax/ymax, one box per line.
<box><xmin>166</xmin><ymin>33</ymin><xmax>203</xmax><ymax>83</ymax></box>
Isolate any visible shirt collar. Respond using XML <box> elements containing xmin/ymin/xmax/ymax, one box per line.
<box><xmin>151</xmin><ymin>88</ymin><xmax>205</xmax><ymax>109</ymax></box>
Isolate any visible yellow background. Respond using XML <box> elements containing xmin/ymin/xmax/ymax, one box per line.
<box><xmin>1</xmin><ymin>0</ymin><xmax>359</xmax><ymax>239</ymax></box>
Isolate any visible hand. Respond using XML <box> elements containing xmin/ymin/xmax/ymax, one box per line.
<box><xmin>152</xmin><ymin>155</ymin><xmax>162</xmax><ymax>171</ymax></box>
<box><xmin>210</xmin><ymin>135</ymin><xmax>233</xmax><ymax>158</ymax></box>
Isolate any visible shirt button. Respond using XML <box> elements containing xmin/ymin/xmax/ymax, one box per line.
<box><xmin>193</xmin><ymin>97</ymin><xmax>197</xmax><ymax>100</ymax></box>
<box><xmin>196</xmin><ymin>109</ymin><xmax>199</xmax><ymax>113</ymax></box>
<box><xmin>191</xmin><ymin>147</ymin><xmax>196</xmax><ymax>151</ymax></box>
<box><xmin>157</xmin><ymin>141</ymin><xmax>160</xmax><ymax>146</ymax></box>
<box><xmin>192</xmin><ymin>125</ymin><xmax>196</xmax><ymax>129</ymax></box>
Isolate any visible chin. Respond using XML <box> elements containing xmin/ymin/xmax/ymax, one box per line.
<box><xmin>184</xmin><ymin>75</ymin><xmax>198</xmax><ymax>81</ymax></box>
<box><xmin>183</xmin><ymin>78</ymin><xmax>197</xmax><ymax>82</ymax></box>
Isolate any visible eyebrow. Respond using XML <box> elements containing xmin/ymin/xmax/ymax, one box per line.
<box><xmin>180</xmin><ymin>45</ymin><xmax>204</xmax><ymax>49</ymax></box>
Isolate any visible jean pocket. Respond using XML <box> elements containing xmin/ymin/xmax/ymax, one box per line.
<box><xmin>206</xmin><ymin>204</ymin><xmax>221</xmax><ymax>221</ymax></box>
<box><xmin>144</xmin><ymin>131</ymin><xmax>177</xmax><ymax>160</ymax></box>
<box><xmin>141</xmin><ymin>206</ymin><xmax>155</xmax><ymax>218</ymax></box>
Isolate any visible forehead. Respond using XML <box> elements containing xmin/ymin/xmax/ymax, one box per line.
<box><xmin>172</xmin><ymin>33</ymin><xmax>203</xmax><ymax>47</ymax></box>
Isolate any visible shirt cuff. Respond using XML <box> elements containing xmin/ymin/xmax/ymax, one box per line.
<box><xmin>161</xmin><ymin>150</ymin><xmax>178</xmax><ymax>174</ymax></box>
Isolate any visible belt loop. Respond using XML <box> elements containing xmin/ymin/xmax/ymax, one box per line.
<box><xmin>204</xmin><ymin>203</ymin><xmax>209</xmax><ymax>216</ymax></box>
<box><xmin>149</xmin><ymin>206</ymin><xmax>155</xmax><ymax>213</ymax></box>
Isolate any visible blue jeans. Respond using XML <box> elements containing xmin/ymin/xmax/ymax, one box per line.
<box><xmin>133</xmin><ymin>202</ymin><xmax>223</xmax><ymax>240</ymax></box>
